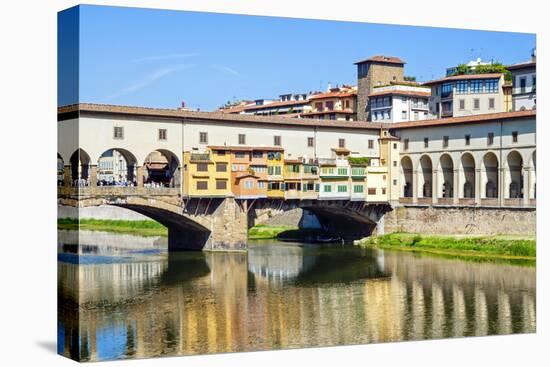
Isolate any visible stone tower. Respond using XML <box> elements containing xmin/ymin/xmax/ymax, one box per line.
<box><xmin>355</xmin><ymin>56</ymin><xmax>406</xmax><ymax>121</ymax></box>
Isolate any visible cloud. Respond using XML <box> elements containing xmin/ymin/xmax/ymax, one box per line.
<box><xmin>212</xmin><ymin>64</ymin><xmax>241</xmax><ymax>76</ymax></box>
<box><xmin>131</xmin><ymin>53</ymin><xmax>198</xmax><ymax>63</ymax></box>
<box><xmin>102</xmin><ymin>64</ymin><xmax>193</xmax><ymax>102</ymax></box>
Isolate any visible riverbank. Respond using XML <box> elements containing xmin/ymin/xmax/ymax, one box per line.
<box><xmin>58</xmin><ymin>219</ymin><xmax>296</xmax><ymax>239</ymax></box>
<box><xmin>356</xmin><ymin>233</ymin><xmax>536</xmax><ymax>261</ymax></box>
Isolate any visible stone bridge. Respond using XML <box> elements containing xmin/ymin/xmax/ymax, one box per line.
<box><xmin>58</xmin><ymin>187</ymin><xmax>391</xmax><ymax>251</ymax></box>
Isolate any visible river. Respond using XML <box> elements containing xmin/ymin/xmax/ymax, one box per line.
<box><xmin>57</xmin><ymin>230</ymin><xmax>536</xmax><ymax>362</ymax></box>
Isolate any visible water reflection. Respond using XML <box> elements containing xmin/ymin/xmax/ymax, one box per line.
<box><xmin>58</xmin><ymin>230</ymin><xmax>536</xmax><ymax>362</ymax></box>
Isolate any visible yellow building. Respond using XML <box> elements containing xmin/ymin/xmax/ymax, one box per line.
<box><xmin>183</xmin><ymin>148</ymin><xmax>232</xmax><ymax>197</ymax></box>
<box><xmin>267</xmin><ymin>150</ymin><xmax>285</xmax><ymax>198</ymax></box>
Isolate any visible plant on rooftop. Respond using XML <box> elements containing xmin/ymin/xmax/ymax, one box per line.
<box><xmin>453</xmin><ymin>62</ymin><xmax>512</xmax><ymax>82</ymax></box>
<box><xmin>348</xmin><ymin>157</ymin><xmax>370</xmax><ymax>166</ymax></box>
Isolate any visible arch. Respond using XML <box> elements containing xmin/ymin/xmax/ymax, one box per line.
<box><xmin>418</xmin><ymin>155</ymin><xmax>433</xmax><ymax>198</ymax></box>
<box><xmin>506</xmin><ymin>150</ymin><xmax>524</xmax><ymax>199</ymax></box>
<box><xmin>400</xmin><ymin>156</ymin><xmax>413</xmax><ymax>198</ymax></box>
<box><xmin>96</xmin><ymin>148</ymin><xmax>139</xmax><ymax>186</ymax></box>
<box><xmin>530</xmin><ymin>150</ymin><xmax>536</xmax><ymax>199</ymax></box>
<box><xmin>69</xmin><ymin>149</ymin><xmax>91</xmax><ymax>186</ymax></box>
<box><xmin>438</xmin><ymin>153</ymin><xmax>454</xmax><ymax>198</ymax></box>
<box><xmin>459</xmin><ymin>152</ymin><xmax>476</xmax><ymax>199</ymax></box>
<box><xmin>143</xmin><ymin>149</ymin><xmax>181</xmax><ymax>188</ymax></box>
<box><xmin>57</xmin><ymin>153</ymin><xmax>64</xmax><ymax>186</ymax></box>
<box><xmin>481</xmin><ymin>152</ymin><xmax>498</xmax><ymax>199</ymax></box>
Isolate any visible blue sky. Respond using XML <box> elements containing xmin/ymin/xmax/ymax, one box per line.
<box><xmin>58</xmin><ymin>5</ymin><xmax>535</xmax><ymax>110</ymax></box>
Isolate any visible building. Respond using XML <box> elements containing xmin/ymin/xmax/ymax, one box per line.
<box><xmin>423</xmin><ymin>73</ymin><xmax>506</xmax><ymax>119</ymax></box>
<box><xmin>301</xmin><ymin>85</ymin><xmax>358</xmax><ymax>121</ymax></box>
<box><xmin>368</xmin><ymin>84</ymin><xmax>432</xmax><ymax>123</ymax></box>
<box><xmin>507</xmin><ymin>54</ymin><xmax>536</xmax><ymax>111</ymax></box>
<box><xmin>355</xmin><ymin>55</ymin><xmax>406</xmax><ymax>121</ymax></box>
<box><xmin>445</xmin><ymin>58</ymin><xmax>492</xmax><ymax>76</ymax></box>
<box><xmin>219</xmin><ymin>94</ymin><xmax>312</xmax><ymax>117</ymax></box>
<box><xmin>97</xmin><ymin>149</ymin><xmax>133</xmax><ymax>184</ymax></box>
<box><xmin>182</xmin><ymin>148</ymin><xmax>232</xmax><ymax>197</ymax></box>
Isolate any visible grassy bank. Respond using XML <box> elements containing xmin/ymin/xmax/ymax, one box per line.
<box><xmin>356</xmin><ymin>233</ymin><xmax>536</xmax><ymax>261</ymax></box>
<box><xmin>248</xmin><ymin>224</ymin><xmax>298</xmax><ymax>239</ymax></box>
<box><xmin>58</xmin><ymin>218</ymin><xmax>168</xmax><ymax>237</ymax></box>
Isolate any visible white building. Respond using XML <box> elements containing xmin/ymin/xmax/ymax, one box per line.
<box><xmin>368</xmin><ymin>85</ymin><xmax>432</xmax><ymax>123</ymax></box>
<box><xmin>508</xmin><ymin>56</ymin><xmax>536</xmax><ymax>111</ymax></box>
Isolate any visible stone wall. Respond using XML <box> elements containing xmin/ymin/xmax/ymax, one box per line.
<box><xmin>384</xmin><ymin>205</ymin><xmax>536</xmax><ymax>235</ymax></box>
<box><xmin>252</xmin><ymin>207</ymin><xmax>321</xmax><ymax>228</ymax></box>
<box><xmin>58</xmin><ymin>204</ymin><xmax>150</xmax><ymax>220</ymax></box>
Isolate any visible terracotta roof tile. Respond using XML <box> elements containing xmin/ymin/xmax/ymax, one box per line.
<box><xmin>309</xmin><ymin>91</ymin><xmax>357</xmax><ymax>100</ymax></box>
<box><xmin>369</xmin><ymin>90</ymin><xmax>431</xmax><ymax>98</ymax></box>
<box><xmin>354</xmin><ymin>55</ymin><xmax>405</xmax><ymax>65</ymax></box>
<box><xmin>390</xmin><ymin>110</ymin><xmax>535</xmax><ymax>129</ymax></box>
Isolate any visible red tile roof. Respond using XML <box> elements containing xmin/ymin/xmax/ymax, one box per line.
<box><xmin>422</xmin><ymin>73</ymin><xmax>503</xmax><ymax>86</ymax></box>
<box><xmin>238</xmin><ymin>99</ymin><xmax>309</xmax><ymax>111</ymax></box>
<box><xmin>354</xmin><ymin>55</ymin><xmax>406</xmax><ymax>65</ymax></box>
<box><xmin>309</xmin><ymin>91</ymin><xmax>356</xmax><ymax>100</ymax></box>
<box><xmin>390</xmin><ymin>109</ymin><xmax>535</xmax><ymax>129</ymax></box>
<box><xmin>301</xmin><ymin>109</ymin><xmax>355</xmax><ymax>116</ymax></box>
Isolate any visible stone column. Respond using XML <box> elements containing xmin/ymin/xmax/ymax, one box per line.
<box><xmin>412</xmin><ymin>169</ymin><xmax>418</xmax><ymax>204</ymax></box>
<box><xmin>475</xmin><ymin>169</ymin><xmax>481</xmax><ymax>205</ymax></box>
<box><xmin>453</xmin><ymin>169</ymin><xmax>459</xmax><ymax>205</ymax></box>
<box><xmin>136</xmin><ymin>166</ymin><xmax>144</xmax><ymax>187</ymax></box>
<box><xmin>523</xmin><ymin>166</ymin><xmax>530</xmax><ymax>206</ymax></box>
<box><xmin>432</xmin><ymin>169</ymin><xmax>438</xmax><ymax>205</ymax></box>
<box><xmin>63</xmin><ymin>165</ymin><xmax>72</xmax><ymax>187</ymax></box>
<box><xmin>89</xmin><ymin>165</ymin><xmax>97</xmax><ymax>188</ymax></box>
<box><xmin>499</xmin><ymin>167</ymin><xmax>506</xmax><ymax>207</ymax></box>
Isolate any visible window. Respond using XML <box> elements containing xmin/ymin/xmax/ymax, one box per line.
<box><xmin>216</xmin><ymin>180</ymin><xmax>227</xmax><ymax>190</ymax></box>
<box><xmin>520</xmin><ymin>77</ymin><xmax>526</xmax><ymax>93</ymax></box>
<box><xmin>252</xmin><ymin>151</ymin><xmax>263</xmax><ymax>159</ymax></box>
<box><xmin>216</xmin><ymin>163</ymin><xmax>227</xmax><ymax>172</ymax></box>
<box><xmin>324</xmin><ymin>184</ymin><xmax>332</xmax><ymax>193</ymax></box>
<box><xmin>402</xmin><ymin>111</ymin><xmax>407</xmax><ymax>120</ymax></box>
<box><xmin>382</xmin><ymin>188</ymin><xmax>387</xmax><ymax>195</ymax></box>
<box><xmin>393</xmin><ymin>160</ymin><xmax>397</xmax><ymax>167</ymax></box>
<box><xmin>196</xmin><ymin>181</ymin><xmax>208</xmax><ymax>190</ymax></box>
<box><xmin>197</xmin><ymin>163</ymin><xmax>208</xmax><ymax>172</ymax></box>
<box><xmin>345</xmin><ymin>100</ymin><xmax>350</xmax><ymax>109</ymax></box>
<box><xmin>443</xmin><ymin>136</ymin><xmax>449</xmax><ymax>148</ymax></box>
<box><xmin>393</xmin><ymin>179</ymin><xmax>397</xmax><ymax>186</ymax></box>
<box><xmin>337</xmin><ymin>185</ymin><xmax>348</xmax><ymax>193</ymax></box>
<box><xmin>459</xmin><ymin>99</ymin><xmax>465</xmax><ymax>110</ymax></box>
<box><xmin>258</xmin><ymin>181</ymin><xmax>266</xmax><ymax>189</ymax></box>
<box><xmin>473</xmin><ymin>98</ymin><xmax>480</xmax><ymax>110</ymax></box>
<box><xmin>307</xmin><ymin>137</ymin><xmax>314</xmax><ymax>147</ymax></box>
<box><xmin>441</xmin><ymin>82</ymin><xmax>453</xmax><ymax>98</ymax></box>
<box><xmin>353</xmin><ymin>185</ymin><xmax>364</xmax><ymax>193</ymax></box>
<box><xmin>485</xmin><ymin>79</ymin><xmax>499</xmax><ymax>93</ymax></box>
<box><xmin>235</xmin><ymin>151</ymin><xmax>246</xmax><ymax>158</ymax></box>
<box><xmin>424</xmin><ymin>137</ymin><xmax>429</xmax><ymax>148</ymax></box>
<box><xmin>414</xmin><ymin>111</ymin><xmax>419</xmax><ymax>120</ymax></box>
<box><xmin>368</xmin><ymin>139</ymin><xmax>374</xmax><ymax>149</ymax></box>
<box><xmin>368</xmin><ymin>188</ymin><xmax>377</xmax><ymax>195</ymax></box>
<box><xmin>471</xmin><ymin>80</ymin><xmax>483</xmax><ymax>93</ymax></box>
<box><xmin>456</xmin><ymin>80</ymin><xmax>468</xmax><ymax>94</ymax></box>
<box><xmin>238</xmin><ymin>134</ymin><xmax>246</xmax><ymax>145</ymax></box>
<box><xmin>393</xmin><ymin>143</ymin><xmax>397</xmax><ymax>149</ymax></box>
<box><xmin>325</xmin><ymin>101</ymin><xmax>334</xmax><ymax>111</ymax></box>
<box><xmin>158</xmin><ymin>129</ymin><xmax>167</xmax><ymax>140</ymax></box>
<box><xmin>199</xmin><ymin>132</ymin><xmax>208</xmax><ymax>144</ymax></box>
<box><xmin>244</xmin><ymin>180</ymin><xmax>254</xmax><ymax>189</ymax></box>
<box><xmin>338</xmin><ymin>138</ymin><xmax>345</xmax><ymax>148</ymax></box>
<box><xmin>465</xmin><ymin>134</ymin><xmax>471</xmax><ymax>146</ymax></box>
<box><xmin>404</xmin><ymin>138</ymin><xmax>409</xmax><ymax>151</ymax></box>
<box><xmin>337</xmin><ymin>167</ymin><xmax>348</xmax><ymax>176</ymax></box>
<box><xmin>489</xmin><ymin>98</ymin><xmax>495</xmax><ymax>109</ymax></box>
<box><xmin>274</xmin><ymin>135</ymin><xmax>281</xmax><ymax>146</ymax></box>
<box><xmin>532</xmin><ymin>76</ymin><xmax>536</xmax><ymax>91</ymax></box>
<box><xmin>114</xmin><ymin>126</ymin><xmax>124</xmax><ymax>139</ymax></box>
<box><xmin>487</xmin><ymin>132</ymin><xmax>494</xmax><ymax>146</ymax></box>
<box><xmin>512</xmin><ymin>131</ymin><xmax>518</xmax><ymax>143</ymax></box>
<box><xmin>315</xmin><ymin>102</ymin><xmax>323</xmax><ymax>111</ymax></box>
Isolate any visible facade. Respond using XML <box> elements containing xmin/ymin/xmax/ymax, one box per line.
<box><xmin>424</xmin><ymin>73</ymin><xmax>506</xmax><ymax>119</ymax></box>
<box><xmin>368</xmin><ymin>85</ymin><xmax>432</xmax><ymax>123</ymax></box>
<box><xmin>219</xmin><ymin>94</ymin><xmax>313</xmax><ymax>117</ymax></box>
<box><xmin>355</xmin><ymin>55</ymin><xmax>406</xmax><ymax>121</ymax></box>
<box><xmin>302</xmin><ymin>85</ymin><xmax>358</xmax><ymax>121</ymax></box>
<box><xmin>182</xmin><ymin>148</ymin><xmax>232</xmax><ymax>197</ymax></box>
<box><xmin>508</xmin><ymin>57</ymin><xmax>536</xmax><ymax>111</ymax></box>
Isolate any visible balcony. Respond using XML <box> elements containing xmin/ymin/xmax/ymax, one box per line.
<box><xmin>190</xmin><ymin>153</ymin><xmax>211</xmax><ymax>162</ymax></box>
<box><xmin>318</xmin><ymin>158</ymin><xmax>336</xmax><ymax>166</ymax></box>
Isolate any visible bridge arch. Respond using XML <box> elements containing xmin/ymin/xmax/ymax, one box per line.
<box><xmin>69</xmin><ymin>148</ymin><xmax>91</xmax><ymax>186</ymax></box>
<box><xmin>96</xmin><ymin>148</ymin><xmax>138</xmax><ymax>186</ymax></box>
<box><xmin>418</xmin><ymin>155</ymin><xmax>433</xmax><ymax>198</ymax></box>
<box><xmin>459</xmin><ymin>152</ymin><xmax>476</xmax><ymax>199</ymax></box>
<box><xmin>400</xmin><ymin>156</ymin><xmax>413</xmax><ymax>198</ymax></box>
<box><xmin>57</xmin><ymin>153</ymin><xmax>64</xmax><ymax>186</ymax></box>
<box><xmin>437</xmin><ymin>153</ymin><xmax>454</xmax><ymax>199</ymax></box>
<box><xmin>143</xmin><ymin>149</ymin><xmax>181</xmax><ymax>188</ymax></box>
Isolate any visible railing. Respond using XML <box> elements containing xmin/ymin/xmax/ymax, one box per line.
<box><xmin>59</xmin><ymin>186</ymin><xmax>180</xmax><ymax>197</ymax></box>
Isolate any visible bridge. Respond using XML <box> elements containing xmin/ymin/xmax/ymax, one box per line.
<box><xmin>58</xmin><ymin>185</ymin><xmax>390</xmax><ymax>251</ymax></box>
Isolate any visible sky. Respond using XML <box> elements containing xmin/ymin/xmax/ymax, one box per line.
<box><xmin>58</xmin><ymin>5</ymin><xmax>535</xmax><ymax>110</ymax></box>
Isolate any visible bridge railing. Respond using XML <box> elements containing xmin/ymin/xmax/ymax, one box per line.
<box><xmin>58</xmin><ymin>186</ymin><xmax>180</xmax><ymax>197</ymax></box>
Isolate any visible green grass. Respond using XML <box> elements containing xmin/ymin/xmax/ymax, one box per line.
<box><xmin>248</xmin><ymin>224</ymin><xmax>298</xmax><ymax>239</ymax></box>
<box><xmin>357</xmin><ymin>232</ymin><xmax>536</xmax><ymax>261</ymax></box>
<box><xmin>58</xmin><ymin>218</ymin><xmax>168</xmax><ymax>237</ymax></box>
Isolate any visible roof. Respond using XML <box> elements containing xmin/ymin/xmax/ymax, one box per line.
<box><xmin>422</xmin><ymin>73</ymin><xmax>503</xmax><ymax>86</ymax></box>
<box><xmin>237</xmin><ymin>99</ymin><xmax>309</xmax><ymax>112</ymax></box>
<box><xmin>390</xmin><ymin>110</ymin><xmax>535</xmax><ymax>129</ymax></box>
<box><xmin>354</xmin><ymin>55</ymin><xmax>406</xmax><ymax>65</ymax></box>
<box><xmin>309</xmin><ymin>91</ymin><xmax>357</xmax><ymax>100</ymax></box>
<box><xmin>207</xmin><ymin>145</ymin><xmax>284</xmax><ymax>152</ymax></box>
<box><xmin>301</xmin><ymin>110</ymin><xmax>355</xmax><ymax>116</ymax></box>
<box><xmin>59</xmin><ymin>103</ymin><xmax>384</xmax><ymax>131</ymax></box>
<box><xmin>369</xmin><ymin>90</ymin><xmax>431</xmax><ymax>98</ymax></box>
<box><xmin>331</xmin><ymin>147</ymin><xmax>351</xmax><ymax>154</ymax></box>
<box><xmin>507</xmin><ymin>60</ymin><xmax>536</xmax><ymax>71</ymax></box>
<box><xmin>284</xmin><ymin>159</ymin><xmax>303</xmax><ymax>164</ymax></box>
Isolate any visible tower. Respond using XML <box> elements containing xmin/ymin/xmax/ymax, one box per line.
<box><xmin>355</xmin><ymin>55</ymin><xmax>405</xmax><ymax>121</ymax></box>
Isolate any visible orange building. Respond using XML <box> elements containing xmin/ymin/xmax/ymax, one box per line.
<box><xmin>302</xmin><ymin>85</ymin><xmax>358</xmax><ymax>121</ymax></box>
